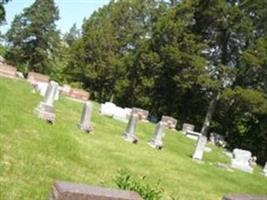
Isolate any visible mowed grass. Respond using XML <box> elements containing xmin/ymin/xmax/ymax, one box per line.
<box><xmin>0</xmin><ymin>77</ymin><xmax>267</xmax><ymax>200</ymax></box>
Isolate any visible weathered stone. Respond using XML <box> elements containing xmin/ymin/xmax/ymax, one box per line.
<box><xmin>222</xmin><ymin>194</ymin><xmax>267</xmax><ymax>200</ymax></box>
<box><xmin>68</xmin><ymin>88</ymin><xmax>89</xmax><ymax>101</ymax></box>
<box><xmin>132</xmin><ymin>107</ymin><xmax>149</xmax><ymax>121</ymax></box>
<box><xmin>263</xmin><ymin>162</ymin><xmax>267</xmax><ymax>177</ymax></box>
<box><xmin>122</xmin><ymin>113</ymin><xmax>139</xmax><ymax>144</ymax></box>
<box><xmin>100</xmin><ymin>102</ymin><xmax>117</xmax><ymax>117</ymax></box>
<box><xmin>35</xmin><ymin>81</ymin><xmax>59</xmax><ymax>123</ymax></box>
<box><xmin>0</xmin><ymin>64</ymin><xmax>17</xmax><ymax>79</ymax></box>
<box><xmin>230</xmin><ymin>149</ymin><xmax>253</xmax><ymax>173</ymax></box>
<box><xmin>27</xmin><ymin>71</ymin><xmax>50</xmax><ymax>83</ymax></box>
<box><xmin>148</xmin><ymin>121</ymin><xmax>165</xmax><ymax>149</ymax></box>
<box><xmin>79</xmin><ymin>101</ymin><xmax>93</xmax><ymax>133</ymax></box>
<box><xmin>161</xmin><ymin>116</ymin><xmax>177</xmax><ymax>129</ymax></box>
<box><xmin>192</xmin><ymin>135</ymin><xmax>207</xmax><ymax>160</ymax></box>
<box><xmin>50</xmin><ymin>181</ymin><xmax>143</xmax><ymax>200</ymax></box>
<box><xmin>186</xmin><ymin>130</ymin><xmax>201</xmax><ymax>140</ymax></box>
<box><xmin>182</xmin><ymin>123</ymin><xmax>194</xmax><ymax>133</ymax></box>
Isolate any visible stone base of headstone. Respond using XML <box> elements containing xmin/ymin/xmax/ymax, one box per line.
<box><xmin>230</xmin><ymin>161</ymin><xmax>253</xmax><ymax>173</ymax></box>
<box><xmin>79</xmin><ymin>123</ymin><xmax>93</xmax><ymax>133</ymax></box>
<box><xmin>148</xmin><ymin>140</ymin><xmax>163</xmax><ymax>150</ymax></box>
<box><xmin>35</xmin><ymin>102</ymin><xmax>55</xmax><ymax>124</ymax></box>
<box><xmin>222</xmin><ymin>194</ymin><xmax>267</xmax><ymax>200</ymax></box>
<box><xmin>122</xmin><ymin>133</ymin><xmax>138</xmax><ymax>144</ymax></box>
<box><xmin>50</xmin><ymin>181</ymin><xmax>143</xmax><ymax>200</ymax></box>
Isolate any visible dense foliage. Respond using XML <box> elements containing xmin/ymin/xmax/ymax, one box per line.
<box><xmin>4</xmin><ymin>0</ymin><xmax>267</xmax><ymax>164</ymax></box>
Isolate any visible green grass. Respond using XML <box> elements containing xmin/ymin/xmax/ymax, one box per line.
<box><xmin>0</xmin><ymin>77</ymin><xmax>267</xmax><ymax>200</ymax></box>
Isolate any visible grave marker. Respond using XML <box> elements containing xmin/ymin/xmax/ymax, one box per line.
<box><xmin>230</xmin><ymin>149</ymin><xmax>253</xmax><ymax>173</ymax></box>
<box><xmin>192</xmin><ymin>135</ymin><xmax>207</xmax><ymax>160</ymax></box>
<box><xmin>148</xmin><ymin>121</ymin><xmax>165</xmax><ymax>149</ymax></box>
<box><xmin>122</xmin><ymin>113</ymin><xmax>139</xmax><ymax>144</ymax></box>
<box><xmin>79</xmin><ymin>101</ymin><xmax>93</xmax><ymax>133</ymax></box>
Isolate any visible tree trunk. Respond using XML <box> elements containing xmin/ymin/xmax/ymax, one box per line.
<box><xmin>201</xmin><ymin>93</ymin><xmax>220</xmax><ymax>136</ymax></box>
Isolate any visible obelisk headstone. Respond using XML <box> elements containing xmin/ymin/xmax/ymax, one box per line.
<box><xmin>35</xmin><ymin>81</ymin><xmax>59</xmax><ymax>123</ymax></box>
<box><xmin>192</xmin><ymin>135</ymin><xmax>207</xmax><ymax>160</ymax></box>
<box><xmin>122</xmin><ymin>113</ymin><xmax>139</xmax><ymax>144</ymax></box>
<box><xmin>148</xmin><ymin>121</ymin><xmax>165</xmax><ymax>149</ymax></box>
<box><xmin>263</xmin><ymin>162</ymin><xmax>267</xmax><ymax>177</ymax></box>
<box><xmin>79</xmin><ymin>101</ymin><xmax>93</xmax><ymax>133</ymax></box>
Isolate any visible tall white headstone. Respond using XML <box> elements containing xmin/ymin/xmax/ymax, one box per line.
<box><xmin>79</xmin><ymin>101</ymin><xmax>93</xmax><ymax>133</ymax></box>
<box><xmin>230</xmin><ymin>148</ymin><xmax>253</xmax><ymax>173</ymax></box>
<box><xmin>35</xmin><ymin>81</ymin><xmax>59</xmax><ymax>123</ymax></box>
<box><xmin>263</xmin><ymin>162</ymin><xmax>267</xmax><ymax>177</ymax></box>
<box><xmin>192</xmin><ymin>135</ymin><xmax>207</xmax><ymax>160</ymax></box>
<box><xmin>122</xmin><ymin>113</ymin><xmax>139</xmax><ymax>144</ymax></box>
<box><xmin>148</xmin><ymin>121</ymin><xmax>165</xmax><ymax>149</ymax></box>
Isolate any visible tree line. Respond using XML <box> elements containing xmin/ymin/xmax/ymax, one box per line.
<box><xmin>2</xmin><ymin>0</ymin><xmax>267</xmax><ymax>164</ymax></box>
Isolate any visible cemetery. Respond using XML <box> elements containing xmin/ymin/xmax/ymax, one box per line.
<box><xmin>0</xmin><ymin>76</ymin><xmax>267</xmax><ymax>200</ymax></box>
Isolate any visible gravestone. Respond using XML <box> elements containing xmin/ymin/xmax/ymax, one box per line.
<box><xmin>148</xmin><ymin>121</ymin><xmax>165</xmax><ymax>149</ymax></box>
<box><xmin>27</xmin><ymin>72</ymin><xmax>50</xmax><ymax>96</ymax></box>
<box><xmin>263</xmin><ymin>162</ymin><xmax>267</xmax><ymax>177</ymax></box>
<box><xmin>0</xmin><ymin>64</ymin><xmax>17</xmax><ymax>79</ymax></box>
<box><xmin>222</xmin><ymin>194</ymin><xmax>267</xmax><ymax>200</ymax></box>
<box><xmin>230</xmin><ymin>149</ymin><xmax>253</xmax><ymax>173</ymax></box>
<box><xmin>100</xmin><ymin>102</ymin><xmax>117</xmax><ymax>117</ymax></box>
<box><xmin>35</xmin><ymin>81</ymin><xmax>59</xmax><ymax>123</ymax></box>
<box><xmin>79</xmin><ymin>101</ymin><xmax>93</xmax><ymax>133</ymax></box>
<box><xmin>182</xmin><ymin>123</ymin><xmax>195</xmax><ymax>134</ymax></box>
<box><xmin>68</xmin><ymin>88</ymin><xmax>89</xmax><ymax>101</ymax></box>
<box><xmin>132</xmin><ymin>107</ymin><xmax>149</xmax><ymax>122</ymax></box>
<box><xmin>161</xmin><ymin>116</ymin><xmax>177</xmax><ymax>129</ymax></box>
<box><xmin>50</xmin><ymin>181</ymin><xmax>143</xmax><ymax>200</ymax></box>
<box><xmin>122</xmin><ymin>113</ymin><xmax>139</xmax><ymax>144</ymax></box>
<box><xmin>192</xmin><ymin>135</ymin><xmax>207</xmax><ymax>160</ymax></box>
<box><xmin>113</xmin><ymin>107</ymin><xmax>129</xmax><ymax>123</ymax></box>
<box><xmin>186</xmin><ymin>130</ymin><xmax>201</xmax><ymax>140</ymax></box>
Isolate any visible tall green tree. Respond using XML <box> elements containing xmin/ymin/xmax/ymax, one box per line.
<box><xmin>6</xmin><ymin>0</ymin><xmax>60</xmax><ymax>74</ymax></box>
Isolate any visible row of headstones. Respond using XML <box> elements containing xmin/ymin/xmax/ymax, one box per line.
<box><xmin>35</xmin><ymin>81</ymin><xmax>166</xmax><ymax>149</ymax></box>
<box><xmin>35</xmin><ymin>82</ymin><xmax>267</xmax><ymax>174</ymax></box>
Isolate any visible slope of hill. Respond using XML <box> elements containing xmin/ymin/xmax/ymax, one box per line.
<box><xmin>0</xmin><ymin>77</ymin><xmax>266</xmax><ymax>200</ymax></box>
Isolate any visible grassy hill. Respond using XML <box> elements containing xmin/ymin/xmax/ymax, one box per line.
<box><xmin>0</xmin><ymin>77</ymin><xmax>267</xmax><ymax>200</ymax></box>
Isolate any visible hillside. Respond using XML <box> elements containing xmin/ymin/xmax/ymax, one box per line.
<box><xmin>0</xmin><ymin>77</ymin><xmax>267</xmax><ymax>200</ymax></box>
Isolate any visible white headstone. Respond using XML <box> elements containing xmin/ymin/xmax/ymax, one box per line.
<box><xmin>79</xmin><ymin>101</ymin><xmax>93</xmax><ymax>133</ymax></box>
<box><xmin>263</xmin><ymin>162</ymin><xmax>267</xmax><ymax>177</ymax></box>
<box><xmin>100</xmin><ymin>102</ymin><xmax>117</xmax><ymax>117</ymax></box>
<box><xmin>230</xmin><ymin>148</ymin><xmax>253</xmax><ymax>173</ymax></box>
<box><xmin>113</xmin><ymin>107</ymin><xmax>128</xmax><ymax>123</ymax></box>
<box><xmin>192</xmin><ymin>135</ymin><xmax>207</xmax><ymax>160</ymax></box>
<box><xmin>122</xmin><ymin>113</ymin><xmax>139</xmax><ymax>144</ymax></box>
<box><xmin>148</xmin><ymin>121</ymin><xmax>165</xmax><ymax>149</ymax></box>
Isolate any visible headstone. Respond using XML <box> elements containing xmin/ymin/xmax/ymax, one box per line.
<box><xmin>79</xmin><ymin>101</ymin><xmax>93</xmax><ymax>133</ymax></box>
<box><xmin>50</xmin><ymin>181</ymin><xmax>143</xmax><ymax>200</ymax></box>
<box><xmin>0</xmin><ymin>64</ymin><xmax>17</xmax><ymax>79</ymax></box>
<box><xmin>161</xmin><ymin>116</ymin><xmax>177</xmax><ymax>129</ymax></box>
<box><xmin>192</xmin><ymin>135</ymin><xmax>207</xmax><ymax>160</ymax></box>
<box><xmin>182</xmin><ymin>123</ymin><xmax>195</xmax><ymax>133</ymax></box>
<box><xmin>27</xmin><ymin>72</ymin><xmax>50</xmax><ymax>96</ymax></box>
<box><xmin>263</xmin><ymin>162</ymin><xmax>267</xmax><ymax>177</ymax></box>
<box><xmin>148</xmin><ymin>121</ymin><xmax>165</xmax><ymax>149</ymax></box>
<box><xmin>186</xmin><ymin>130</ymin><xmax>201</xmax><ymax>140</ymax></box>
<box><xmin>122</xmin><ymin>113</ymin><xmax>139</xmax><ymax>144</ymax></box>
<box><xmin>68</xmin><ymin>88</ymin><xmax>89</xmax><ymax>101</ymax></box>
<box><xmin>100</xmin><ymin>102</ymin><xmax>117</xmax><ymax>117</ymax></box>
<box><xmin>35</xmin><ymin>81</ymin><xmax>59</xmax><ymax>123</ymax></box>
<box><xmin>230</xmin><ymin>149</ymin><xmax>253</xmax><ymax>173</ymax></box>
<box><xmin>132</xmin><ymin>107</ymin><xmax>149</xmax><ymax>122</ymax></box>
<box><xmin>222</xmin><ymin>194</ymin><xmax>267</xmax><ymax>200</ymax></box>
<box><xmin>113</xmin><ymin>107</ymin><xmax>129</xmax><ymax>123</ymax></box>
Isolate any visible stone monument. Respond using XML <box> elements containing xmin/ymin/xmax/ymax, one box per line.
<box><xmin>50</xmin><ymin>181</ymin><xmax>143</xmax><ymax>200</ymax></box>
<box><xmin>230</xmin><ymin>148</ymin><xmax>253</xmax><ymax>173</ymax></box>
<box><xmin>35</xmin><ymin>81</ymin><xmax>59</xmax><ymax>123</ymax></box>
<box><xmin>148</xmin><ymin>121</ymin><xmax>165</xmax><ymax>149</ymax></box>
<box><xmin>79</xmin><ymin>101</ymin><xmax>93</xmax><ymax>133</ymax></box>
<box><xmin>192</xmin><ymin>135</ymin><xmax>207</xmax><ymax>160</ymax></box>
<box><xmin>182</xmin><ymin>123</ymin><xmax>195</xmax><ymax>133</ymax></box>
<box><xmin>263</xmin><ymin>162</ymin><xmax>267</xmax><ymax>177</ymax></box>
<box><xmin>122</xmin><ymin>113</ymin><xmax>139</xmax><ymax>144</ymax></box>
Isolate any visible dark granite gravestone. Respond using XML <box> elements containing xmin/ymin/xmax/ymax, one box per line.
<box><xmin>50</xmin><ymin>181</ymin><xmax>143</xmax><ymax>200</ymax></box>
<box><xmin>222</xmin><ymin>194</ymin><xmax>267</xmax><ymax>200</ymax></box>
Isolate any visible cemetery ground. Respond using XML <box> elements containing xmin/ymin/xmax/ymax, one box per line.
<box><xmin>0</xmin><ymin>77</ymin><xmax>267</xmax><ymax>200</ymax></box>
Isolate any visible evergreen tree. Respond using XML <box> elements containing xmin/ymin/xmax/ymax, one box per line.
<box><xmin>6</xmin><ymin>0</ymin><xmax>60</xmax><ymax>74</ymax></box>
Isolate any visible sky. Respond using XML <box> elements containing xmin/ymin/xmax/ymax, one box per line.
<box><xmin>0</xmin><ymin>0</ymin><xmax>110</xmax><ymax>34</ymax></box>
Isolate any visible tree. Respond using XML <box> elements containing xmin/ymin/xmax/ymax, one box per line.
<box><xmin>6</xmin><ymin>0</ymin><xmax>60</xmax><ymax>74</ymax></box>
<box><xmin>63</xmin><ymin>23</ymin><xmax>81</xmax><ymax>46</ymax></box>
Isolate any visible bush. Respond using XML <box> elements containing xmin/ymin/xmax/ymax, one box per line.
<box><xmin>114</xmin><ymin>169</ymin><xmax>163</xmax><ymax>200</ymax></box>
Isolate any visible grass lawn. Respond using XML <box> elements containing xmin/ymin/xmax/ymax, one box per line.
<box><xmin>0</xmin><ymin>77</ymin><xmax>267</xmax><ymax>200</ymax></box>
